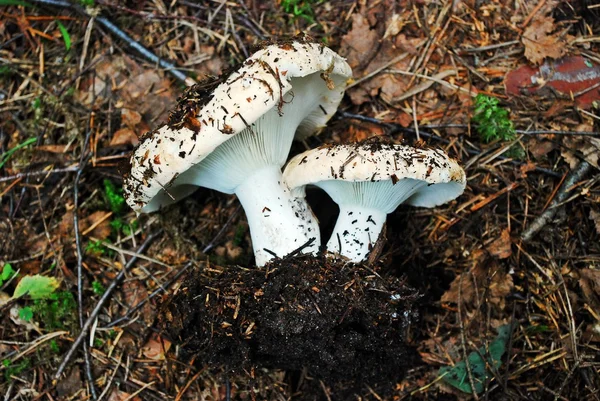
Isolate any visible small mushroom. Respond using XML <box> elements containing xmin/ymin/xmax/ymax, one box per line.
<box><xmin>123</xmin><ymin>37</ymin><xmax>352</xmax><ymax>266</ymax></box>
<box><xmin>283</xmin><ymin>141</ymin><xmax>466</xmax><ymax>262</ymax></box>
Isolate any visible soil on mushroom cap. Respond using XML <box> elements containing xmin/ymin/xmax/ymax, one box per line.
<box><xmin>157</xmin><ymin>255</ymin><xmax>420</xmax><ymax>398</ymax></box>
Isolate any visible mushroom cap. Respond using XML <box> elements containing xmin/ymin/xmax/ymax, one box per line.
<box><xmin>123</xmin><ymin>38</ymin><xmax>352</xmax><ymax>212</ymax></box>
<box><xmin>283</xmin><ymin>142</ymin><xmax>466</xmax><ymax>208</ymax></box>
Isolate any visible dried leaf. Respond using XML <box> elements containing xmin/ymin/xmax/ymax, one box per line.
<box><xmin>340</xmin><ymin>13</ymin><xmax>379</xmax><ymax>71</ymax></box>
<box><xmin>522</xmin><ymin>16</ymin><xmax>571</xmax><ymax>65</ymax></box>
<box><xmin>108</xmin><ymin>390</ymin><xmax>141</xmax><ymax>401</ymax></box>
<box><xmin>442</xmin><ymin>251</ymin><xmax>513</xmax><ymax>310</ymax></box>
<box><xmin>110</xmin><ymin>128</ymin><xmax>139</xmax><ymax>147</ymax></box>
<box><xmin>142</xmin><ymin>333</ymin><xmax>171</xmax><ymax>360</ymax></box>
<box><xmin>590</xmin><ymin>210</ymin><xmax>600</xmax><ymax>235</ymax></box>
<box><xmin>486</xmin><ymin>229</ymin><xmax>512</xmax><ymax>259</ymax></box>
<box><xmin>579</xmin><ymin>268</ymin><xmax>600</xmax><ymax>312</ymax></box>
<box><xmin>562</xmin><ymin>132</ymin><xmax>600</xmax><ymax>169</ymax></box>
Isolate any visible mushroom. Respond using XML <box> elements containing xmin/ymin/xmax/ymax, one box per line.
<box><xmin>122</xmin><ymin>37</ymin><xmax>352</xmax><ymax>266</ymax></box>
<box><xmin>282</xmin><ymin>142</ymin><xmax>466</xmax><ymax>262</ymax></box>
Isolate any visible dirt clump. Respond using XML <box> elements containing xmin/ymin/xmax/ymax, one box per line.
<box><xmin>158</xmin><ymin>255</ymin><xmax>420</xmax><ymax>397</ymax></box>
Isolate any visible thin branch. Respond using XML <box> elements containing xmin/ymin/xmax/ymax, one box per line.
<box><xmin>73</xmin><ymin>122</ymin><xmax>97</xmax><ymax>399</ymax></box>
<box><xmin>54</xmin><ymin>229</ymin><xmax>162</xmax><ymax>380</ymax></box>
<box><xmin>521</xmin><ymin>160</ymin><xmax>593</xmax><ymax>241</ymax></box>
<box><xmin>0</xmin><ymin>166</ymin><xmax>79</xmax><ymax>183</ymax></box>
<box><xmin>28</xmin><ymin>0</ymin><xmax>193</xmax><ymax>85</ymax></box>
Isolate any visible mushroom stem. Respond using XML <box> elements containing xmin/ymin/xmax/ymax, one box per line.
<box><xmin>235</xmin><ymin>166</ymin><xmax>320</xmax><ymax>266</ymax></box>
<box><xmin>326</xmin><ymin>205</ymin><xmax>387</xmax><ymax>262</ymax></box>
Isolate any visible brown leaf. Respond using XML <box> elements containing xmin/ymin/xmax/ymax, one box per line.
<box><xmin>522</xmin><ymin>16</ymin><xmax>571</xmax><ymax>65</ymax></box>
<box><xmin>441</xmin><ymin>252</ymin><xmax>514</xmax><ymax>310</ymax></box>
<box><xmin>340</xmin><ymin>13</ymin><xmax>379</xmax><ymax>71</ymax></box>
<box><xmin>579</xmin><ymin>268</ymin><xmax>600</xmax><ymax>312</ymax></box>
<box><xmin>121</xmin><ymin>108</ymin><xmax>142</xmax><ymax>128</ymax></box>
<box><xmin>110</xmin><ymin>128</ymin><xmax>139</xmax><ymax>147</ymax></box>
<box><xmin>56</xmin><ymin>368</ymin><xmax>82</xmax><ymax>397</ymax></box>
<box><xmin>486</xmin><ymin>229</ymin><xmax>512</xmax><ymax>259</ymax></box>
<box><xmin>141</xmin><ymin>333</ymin><xmax>171</xmax><ymax>360</ymax></box>
<box><xmin>561</xmin><ymin>130</ymin><xmax>600</xmax><ymax>169</ymax></box>
<box><xmin>108</xmin><ymin>390</ymin><xmax>141</xmax><ymax>401</ymax></box>
<box><xmin>590</xmin><ymin>210</ymin><xmax>600</xmax><ymax>235</ymax></box>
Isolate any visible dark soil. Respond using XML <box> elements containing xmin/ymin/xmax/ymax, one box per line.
<box><xmin>158</xmin><ymin>255</ymin><xmax>420</xmax><ymax>399</ymax></box>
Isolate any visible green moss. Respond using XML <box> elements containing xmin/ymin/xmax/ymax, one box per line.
<box><xmin>31</xmin><ymin>291</ymin><xmax>78</xmax><ymax>331</ymax></box>
<box><xmin>3</xmin><ymin>358</ymin><xmax>31</xmax><ymax>382</ymax></box>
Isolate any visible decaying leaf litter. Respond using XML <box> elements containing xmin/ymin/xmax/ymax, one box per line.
<box><xmin>1</xmin><ymin>0</ymin><xmax>599</xmax><ymax>400</ymax></box>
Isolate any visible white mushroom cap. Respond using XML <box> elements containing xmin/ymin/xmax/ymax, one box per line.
<box><xmin>123</xmin><ymin>37</ymin><xmax>352</xmax><ymax>212</ymax></box>
<box><xmin>283</xmin><ymin>142</ymin><xmax>466</xmax><ymax>262</ymax></box>
<box><xmin>284</xmin><ymin>142</ymin><xmax>466</xmax><ymax>209</ymax></box>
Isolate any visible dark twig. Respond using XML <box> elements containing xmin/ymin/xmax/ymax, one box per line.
<box><xmin>54</xmin><ymin>230</ymin><xmax>162</xmax><ymax>380</ymax></box>
<box><xmin>104</xmin><ymin>260</ymin><xmax>194</xmax><ymax>328</ymax></box>
<box><xmin>521</xmin><ymin>160</ymin><xmax>593</xmax><ymax>241</ymax></box>
<box><xmin>28</xmin><ymin>0</ymin><xmax>191</xmax><ymax>85</ymax></box>
<box><xmin>284</xmin><ymin>237</ymin><xmax>317</xmax><ymax>258</ymax></box>
<box><xmin>73</xmin><ymin>122</ymin><xmax>97</xmax><ymax>400</ymax></box>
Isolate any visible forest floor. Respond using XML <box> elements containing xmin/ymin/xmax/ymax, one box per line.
<box><xmin>1</xmin><ymin>0</ymin><xmax>600</xmax><ymax>400</ymax></box>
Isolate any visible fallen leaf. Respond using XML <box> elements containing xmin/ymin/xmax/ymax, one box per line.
<box><xmin>108</xmin><ymin>389</ymin><xmax>142</xmax><ymax>401</ymax></box>
<box><xmin>110</xmin><ymin>128</ymin><xmax>139</xmax><ymax>147</ymax></box>
<box><xmin>486</xmin><ymin>229</ymin><xmax>512</xmax><ymax>259</ymax></box>
<box><xmin>590</xmin><ymin>210</ymin><xmax>600</xmax><ymax>235</ymax></box>
<box><xmin>579</xmin><ymin>268</ymin><xmax>600</xmax><ymax>313</ymax></box>
<box><xmin>142</xmin><ymin>333</ymin><xmax>171</xmax><ymax>360</ymax></box>
<box><xmin>522</xmin><ymin>15</ymin><xmax>572</xmax><ymax>65</ymax></box>
<box><xmin>442</xmin><ymin>251</ymin><xmax>514</xmax><ymax>310</ymax></box>
<box><xmin>561</xmin><ymin>123</ymin><xmax>600</xmax><ymax>168</ymax></box>
<box><xmin>56</xmin><ymin>368</ymin><xmax>82</xmax><ymax>398</ymax></box>
<box><xmin>340</xmin><ymin>13</ymin><xmax>380</xmax><ymax>71</ymax></box>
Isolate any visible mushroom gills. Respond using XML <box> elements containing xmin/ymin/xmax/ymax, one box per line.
<box><xmin>317</xmin><ymin>179</ymin><xmax>427</xmax><ymax>262</ymax></box>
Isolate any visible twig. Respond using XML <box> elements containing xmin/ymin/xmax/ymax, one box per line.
<box><xmin>28</xmin><ymin>0</ymin><xmax>193</xmax><ymax>85</ymax></box>
<box><xmin>0</xmin><ymin>165</ymin><xmax>79</xmax><ymax>183</ymax></box>
<box><xmin>103</xmin><ymin>260</ymin><xmax>194</xmax><ymax>328</ymax></box>
<box><xmin>521</xmin><ymin>160</ymin><xmax>593</xmax><ymax>241</ymax></box>
<box><xmin>54</xmin><ymin>230</ymin><xmax>162</xmax><ymax>380</ymax></box>
<box><xmin>72</xmin><ymin>121</ymin><xmax>97</xmax><ymax>399</ymax></box>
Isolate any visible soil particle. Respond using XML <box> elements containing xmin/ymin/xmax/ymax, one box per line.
<box><xmin>158</xmin><ymin>255</ymin><xmax>420</xmax><ymax>398</ymax></box>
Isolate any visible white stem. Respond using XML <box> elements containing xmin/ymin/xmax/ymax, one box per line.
<box><xmin>326</xmin><ymin>205</ymin><xmax>387</xmax><ymax>262</ymax></box>
<box><xmin>235</xmin><ymin>166</ymin><xmax>320</xmax><ymax>266</ymax></box>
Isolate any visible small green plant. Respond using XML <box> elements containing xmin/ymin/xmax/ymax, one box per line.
<box><xmin>55</xmin><ymin>20</ymin><xmax>71</xmax><ymax>51</ymax></box>
<box><xmin>86</xmin><ymin>239</ymin><xmax>108</xmax><ymax>255</ymax></box>
<box><xmin>472</xmin><ymin>94</ymin><xmax>516</xmax><ymax>143</ymax></box>
<box><xmin>103</xmin><ymin>179</ymin><xmax>126</xmax><ymax>215</ymax></box>
<box><xmin>30</xmin><ymin>291</ymin><xmax>78</xmax><ymax>330</ymax></box>
<box><xmin>92</xmin><ymin>280</ymin><xmax>106</xmax><ymax>295</ymax></box>
<box><xmin>281</xmin><ymin>0</ymin><xmax>322</xmax><ymax>24</ymax></box>
<box><xmin>19</xmin><ymin>306</ymin><xmax>33</xmax><ymax>321</ymax></box>
<box><xmin>0</xmin><ymin>263</ymin><xmax>16</xmax><ymax>286</ymax></box>
<box><xmin>3</xmin><ymin>358</ymin><xmax>31</xmax><ymax>382</ymax></box>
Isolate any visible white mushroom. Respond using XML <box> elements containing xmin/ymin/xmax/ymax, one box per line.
<box><xmin>283</xmin><ymin>142</ymin><xmax>466</xmax><ymax>262</ymax></box>
<box><xmin>123</xmin><ymin>37</ymin><xmax>352</xmax><ymax>266</ymax></box>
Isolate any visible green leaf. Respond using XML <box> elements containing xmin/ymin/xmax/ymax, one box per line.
<box><xmin>0</xmin><ymin>0</ymin><xmax>33</xmax><ymax>6</ymax></box>
<box><xmin>55</xmin><ymin>20</ymin><xmax>71</xmax><ymax>51</ymax></box>
<box><xmin>19</xmin><ymin>306</ymin><xmax>33</xmax><ymax>321</ymax></box>
<box><xmin>1</xmin><ymin>263</ymin><xmax>16</xmax><ymax>284</ymax></box>
<box><xmin>13</xmin><ymin>275</ymin><xmax>59</xmax><ymax>299</ymax></box>
<box><xmin>439</xmin><ymin>324</ymin><xmax>512</xmax><ymax>394</ymax></box>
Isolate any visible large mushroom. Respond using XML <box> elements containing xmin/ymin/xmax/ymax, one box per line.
<box><xmin>123</xmin><ymin>37</ymin><xmax>352</xmax><ymax>266</ymax></box>
<box><xmin>283</xmin><ymin>142</ymin><xmax>466</xmax><ymax>262</ymax></box>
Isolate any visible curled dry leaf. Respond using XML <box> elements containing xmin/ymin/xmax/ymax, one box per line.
<box><xmin>590</xmin><ymin>210</ymin><xmax>600</xmax><ymax>235</ymax></box>
<box><xmin>578</xmin><ymin>268</ymin><xmax>600</xmax><ymax>313</ymax></box>
<box><xmin>108</xmin><ymin>389</ymin><xmax>142</xmax><ymax>401</ymax></box>
<box><xmin>561</xmin><ymin>132</ymin><xmax>600</xmax><ymax>169</ymax></box>
<box><xmin>441</xmin><ymin>250</ymin><xmax>514</xmax><ymax>310</ymax></box>
<box><xmin>486</xmin><ymin>229</ymin><xmax>512</xmax><ymax>259</ymax></box>
<box><xmin>522</xmin><ymin>15</ymin><xmax>572</xmax><ymax>65</ymax></box>
<box><xmin>142</xmin><ymin>333</ymin><xmax>172</xmax><ymax>360</ymax></box>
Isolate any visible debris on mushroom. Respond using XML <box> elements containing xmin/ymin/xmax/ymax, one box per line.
<box><xmin>283</xmin><ymin>141</ymin><xmax>466</xmax><ymax>262</ymax></box>
<box><xmin>122</xmin><ymin>36</ymin><xmax>352</xmax><ymax>266</ymax></box>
